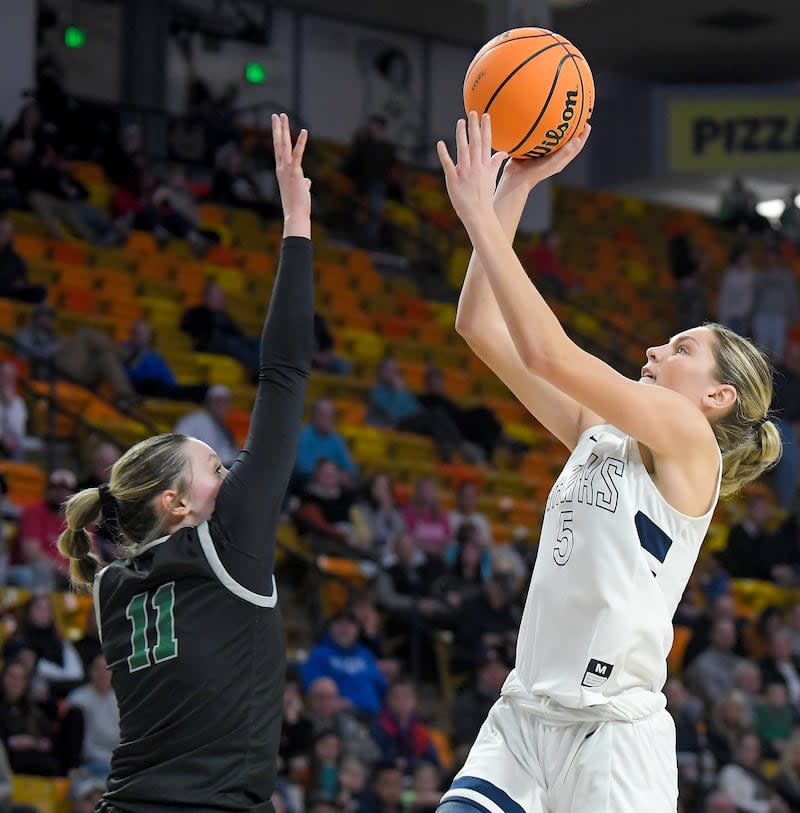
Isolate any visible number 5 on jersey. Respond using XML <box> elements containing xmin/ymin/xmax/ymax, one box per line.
<box><xmin>125</xmin><ymin>582</ymin><xmax>179</xmax><ymax>672</ymax></box>
<box><xmin>553</xmin><ymin>511</ymin><xmax>574</xmax><ymax>566</ymax></box>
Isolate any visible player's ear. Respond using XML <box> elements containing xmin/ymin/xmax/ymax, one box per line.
<box><xmin>704</xmin><ymin>382</ymin><xmax>737</xmax><ymax>413</ymax></box>
<box><xmin>159</xmin><ymin>489</ymin><xmax>188</xmax><ymax>517</ymax></box>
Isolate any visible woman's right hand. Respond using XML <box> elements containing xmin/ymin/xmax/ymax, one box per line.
<box><xmin>272</xmin><ymin>113</ymin><xmax>311</xmax><ymax>239</ymax></box>
<box><xmin>497</xmin><ymin>125</ymin><xmax>591</xmax><ymax>197</ymax></box>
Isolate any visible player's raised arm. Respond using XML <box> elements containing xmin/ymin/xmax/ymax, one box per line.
<box><xmin>453</xmin><ymin>122</ymin><xmax>600</xmax><ymax>451</ymax></box>
<box><xmin>213</xmin><ymin>113</ymin><xmax>313</xmax><ymax>575</ymax></box>
<box><xmin>439</xmin><ymin>112</ymin><xmax>720</xmax><ymax>466</ymax></box>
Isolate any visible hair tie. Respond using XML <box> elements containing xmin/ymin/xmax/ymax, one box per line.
<box><xmin>756</xmin><ymin>416</ymin><xmax>768</xmax><ymax>430</ymax></box>
<box><xmin>98</xmin><ymin>483</ymin><xmax>117</xmax><ymax>518</ymax></box>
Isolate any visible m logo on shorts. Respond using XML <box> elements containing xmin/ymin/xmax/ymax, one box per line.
<box><xmin>581</xmin><ymin>658</ymin><xmax>614</xmax><ymax>687</ymax></box>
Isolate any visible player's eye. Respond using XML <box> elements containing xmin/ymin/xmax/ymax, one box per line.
<box><xmin>676</xmin><ymin>345</ymin><xmax>688</xmax><ymax>354</ymax></box>
<box><xmin>215</xmin><ymin>465</ymin><xmax>223</xmax><ymax>475</ymax></box>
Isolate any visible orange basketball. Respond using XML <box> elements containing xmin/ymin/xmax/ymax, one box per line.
<box><xmin>463</xmin><ymin>27</ymin><xmax>594</xmax><ymax>159</ymax></box>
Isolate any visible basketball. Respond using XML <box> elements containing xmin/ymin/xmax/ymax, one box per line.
<box><xmin>463</xmin><ymin>27</ymin><xmax>594</xmax><ymax>159</ymax></box>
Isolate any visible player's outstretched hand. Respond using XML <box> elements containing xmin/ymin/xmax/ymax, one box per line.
<box><xmin>499</xmin><ymin>124</ymin><xmax>591</xmax><ymax>196</ymax></box>
<box><xmin>437</xmin><ymin>111</ymin><xmax>508</xmax><ymax>232</ymax></box>
<box><xmin>272</xmin><ymin>112</ymin><xmax>311</xmax><ymax>239</ymax></box>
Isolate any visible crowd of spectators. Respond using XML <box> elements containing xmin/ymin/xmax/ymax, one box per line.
<box><xmin>0</xmin><ymin>96</ymin><xmax>800</xmax><ymax>813</ymax></box>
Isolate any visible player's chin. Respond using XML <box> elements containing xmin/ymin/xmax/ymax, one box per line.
<box><xmin>199</xmin><ymin>501</ymin><xmax>217</xmax><ymax>524</ymax></box>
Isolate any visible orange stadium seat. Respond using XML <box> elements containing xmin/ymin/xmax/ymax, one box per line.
<box><xmin>13</xmin><ymin>233</ymin><xmax>49</xmax><ymax>261</ymax></box>
<box><xmin>372</xmin><ymin>313</ymin><xmax>412</xmax><ymax>340</ymax></box>
<box><xmin>51</xmin><ymin>241</ymin><xmax>87</xmax><ymax>266</ymax></box>
<box><xmin>0</xmin><ymin>299</ymin><xmax>17</xmax><ymax>332</ymax></box>
<box><xmin>0</xmin><ymin>461</ymin><xmax>47</xmax><ymax>507</ymax></box>
<box><xmin>93</xmin><ymin>267</ymin><xmax>137</xmax><ymax>296</ymax></box>
<box><xmin>52</xmin><ymin>262</ymin><xmax>94</xmax><ymax>290</ymax></box>
<box><xmin>667</xmin><ymin>625</ymin><xmax>692</xmax><ymax>677</ymax></box>
<box><xmin>226</xmin><ymin>408</ymin><xmax>251</xmax><ymax>446</ymax></box>
<box><xmin>56</xmin><ymin>287</ymin><xmax>98</xmax><ymax>314</ymax></box>
<box><xmin>317</xmin><ymin>556</ymin><xmax>369</xmax><ymax>618</ymax></box>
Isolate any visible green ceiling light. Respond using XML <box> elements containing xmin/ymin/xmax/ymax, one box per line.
<box><xmin>64</xmin><ymin>25</ymin><xmax>86</xmax><ymax>48</ymax></box>
<box><xmin>245</xmin><ymin>62</ymin><xmax>266</xmax><ymax>84</ymax></box>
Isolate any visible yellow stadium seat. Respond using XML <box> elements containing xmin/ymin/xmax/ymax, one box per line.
<box><xmin>137</xmin><ymin>297</ymin><xmax>183</xmax><ymax>328</ymax></box>
<box><xmin>169</xmin><ymin>353</ymin><xmax>208</xmax><ymax>385</ymax></box>
<box><xmin>11</xmin><ymin>775</ymin><xmax>71</xmax><ymax>813</ymax></box>
<box><xmin>86</xmin><ymin>183</ymin><xmax>111</xmax><ymax>211</ymax></box>
<box><xmin>447</xmin><ymin>246</ymin><xmax>471</xmax><ymax>289</ymax></box>
<box><xmin>142</xmin><ymin>398</ymin><xmax>195</xmax><ymax>432</ymax></box>
<box><xmin>430</xmin><ymin>302</ymin><xmax>457</xmax><ymax>329</ymax></box>
<box><xmin>387</xmin><ymin>431</ymin><xmax>434</xmax><ymax>462</ymax></box>
<box><xmin>732</xmin><ymin>579</ymin><xmax>800</xmax><ymax>616</ymax></box>
<box><xmin>9</xmin><ymin>210</ymin><xmax>50</xmax><ymax>236</ymax></box>
<box><xmin>339</xmin><ymin>329</ymin><xmax>385</xmax><ymax>365</ymax></box>
<box><xmin>340</xmin><ymin>426</ymin><xmax>388</xmax><ymax>461</ymax></box>
<box><xmin>504</xmin><ymin>423</ymin><xmax>540</xmax><ymax>446</ymax></box>
<box><xmin>90</xmin><ymin>417</ymin><xmax>150</xmax><ymax>448</ymax></box>
<box><xmin>192</xmin><ymin>353</ymin><xmax>247</xmax><ymax>387</ymax></box>
<box><xmin>50</xmin><ymin>592</ymin><xmax>94</xmax><ymax>641</ymax></box>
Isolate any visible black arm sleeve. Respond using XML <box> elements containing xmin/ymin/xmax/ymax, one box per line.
<box><xmin>211</xmin><ymin>237</ymin><xmax>313</xmax><ymax>590</ymax></box>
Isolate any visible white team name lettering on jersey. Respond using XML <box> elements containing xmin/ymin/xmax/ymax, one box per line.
<box><xmin>545</xmin><ymin>452</ymin><xmax>625</xmax><ymax>515</ymax></box>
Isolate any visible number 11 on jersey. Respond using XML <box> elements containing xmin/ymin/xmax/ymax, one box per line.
<box><xmin>125</xmin><ymin>582</ymin><xmax>179</xmax><ymax>672</ymax></box>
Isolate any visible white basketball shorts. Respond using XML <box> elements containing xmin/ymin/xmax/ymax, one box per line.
<box><xmin>440</xmin><ymin>696</ymin><xmax>677</xmax><ymax>813</ymax></box>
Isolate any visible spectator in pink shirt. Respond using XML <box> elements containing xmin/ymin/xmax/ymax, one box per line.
<box><xmin>402</xmin><ymin>478</ymin><xmax>451</xmax><ymax>561</ymax></box>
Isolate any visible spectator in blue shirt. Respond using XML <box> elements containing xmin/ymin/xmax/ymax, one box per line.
<box><xmin>366</xmin><ymin>356</ymin><xmax>462</xmax><ymax>462</ymax></box>
<box><xmin>301</xmin><ymin>608</ymin><xmax>387</xmax><ymax>717</ymax></box>
<box><xmin>295</xmin><ymin>399</ymin><xmax>358</xmax><ymax>488</ymax></box>
<box><xmin>118</xmin><ymin>320</ymin><xmax>208</xmax><ymax>403</ymax></box>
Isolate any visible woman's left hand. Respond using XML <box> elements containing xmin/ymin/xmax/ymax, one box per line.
<box><xmin>437</xmin><ymin>111</ymin><xmax>508</xmax><ymax>231</ymax></box>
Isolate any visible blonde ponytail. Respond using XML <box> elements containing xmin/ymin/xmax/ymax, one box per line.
<box><xmin>57</xmin><ymin>488</ymin><xmax>106</xmax><ymax>590</ymax></box>
<box><xmin>718</xmin><ymin>419</ymin><xmax>783</xmax><ymax>499</ymax></box>
<box><xmin>707</xmin><ymin>324</ymin><xmax>783</xmax><ymax>498</ymax></box>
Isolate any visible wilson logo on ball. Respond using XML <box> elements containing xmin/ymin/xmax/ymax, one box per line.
<box><xmin>525</xmin><ymin>90</ymin><xmax>578</xmax><ymax>158</ymax></box>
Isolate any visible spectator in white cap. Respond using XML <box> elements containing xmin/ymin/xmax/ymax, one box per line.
<box><xmin>173</xmin><ymin>384</ymin><xmax>238</xmax><ymax>467</ymax></box>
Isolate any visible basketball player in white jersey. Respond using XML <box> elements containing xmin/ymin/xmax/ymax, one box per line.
<box><xmin>434</xmin><ymin>112</ymin><xmax>782</xmax><ymax>812</ymax></box>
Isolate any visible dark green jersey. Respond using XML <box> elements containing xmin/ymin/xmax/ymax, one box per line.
<box><xmin>94</xmin><ymin>238</ymin><xmax>313</xmax><ymax>813</ymax></box>
<box><xmin>96</xmin><ymin>520</ymin><xmax>284</xmax><ymax>812</ymax></box>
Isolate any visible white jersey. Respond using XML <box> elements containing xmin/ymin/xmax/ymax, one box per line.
<box><xmin>503</xmin><ymin>423</ymin><xmax>721</xmax><ymax>721</ymax></box>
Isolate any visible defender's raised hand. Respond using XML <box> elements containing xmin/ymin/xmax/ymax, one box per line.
<box><xmin>272</xmin><ymin>112</ymin><xmax>311</xmax><ymax>238</ymax></box>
